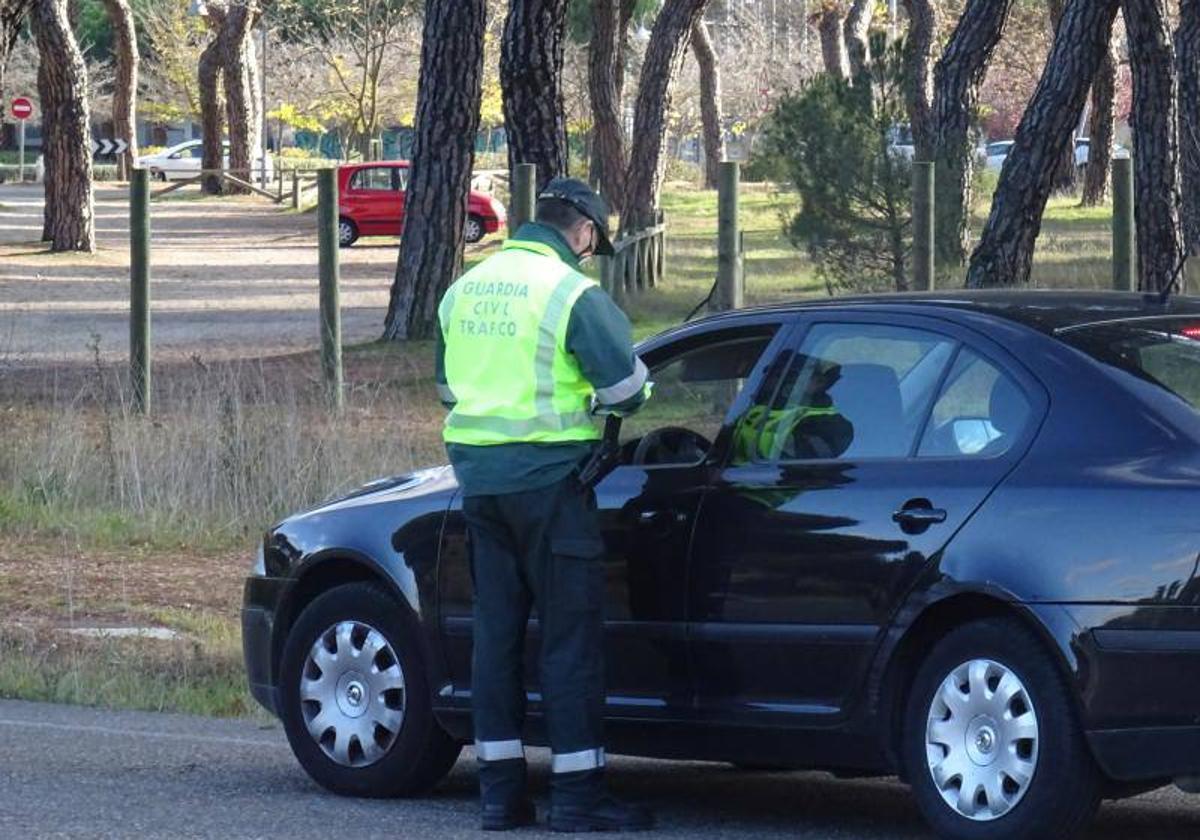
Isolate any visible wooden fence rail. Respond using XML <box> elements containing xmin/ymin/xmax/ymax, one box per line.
<box><xmin>148</xmin><ymin>166</ymin><xmax>322</xmax><ymax>206</ymax></box>
<box><xmin>599</xmin><ymin>210</ymin><xmax>666</xmax><ymax>303</ymax></box>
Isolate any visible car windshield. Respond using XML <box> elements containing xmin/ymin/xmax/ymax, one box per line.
<box><xmin>1059</xmin><ymin>318</ymin><xmax>1200</xmax><ymax>410</ymax></box>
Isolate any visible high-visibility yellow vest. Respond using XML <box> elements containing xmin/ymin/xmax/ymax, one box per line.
<box><xmin>438</xmin><ymin>240</ymin><xmax>602</xmax><ymax>446</ymax></box>
<box><xmin>732</xmin><ymin>403</ymin><xmax>841</xmax><ymax>462</ymax></box>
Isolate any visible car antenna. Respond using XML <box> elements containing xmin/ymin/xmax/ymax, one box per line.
<box><xmin>1156</xmin><ymin>248</ymin><xmax>1191</xmax><ymax>305</ymax></box>
<box><xmin>684</xmin><ymin>277</ymin><xmax>719</xmax><ymax>323</ymax></box>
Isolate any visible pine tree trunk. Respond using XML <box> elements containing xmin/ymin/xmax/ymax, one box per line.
<box><xmin>818</xmin><ymin>7</ymin><xmax>849</xmax><ymax>80</ymax></box>
<box><xmin>844</xmin><ymin>0</ymin><xmax>873</xmax><ymax>82</ymax></box>
<box><xmin>967</xmin><ymin>0</ymin><xmax>1120</xmax><ymax>288</ymax></box>
<box><xmin>900</xmin><ymin>0</ymin><xmax>939</xmax><ymax>161</ymax></box>
<box><xmin>692</xmin><ymin>18</ymin><xmax>723</xmax><ymax>190</ymax></box>
<box><xmin>383</xmin><ymin>0</ymin><xmax>486</xmax><ymax>341</ymax></box>
<box><xmin>222</xmin><ymin>2</ymin><xmax>257</xmax><ymax>194</ymax></box>
<box><xmin>99</xmin><ymin>0</ymin><xmax>137</xmax><ymax>180</ymax></box>
<box><xmin>931</xmin><ymin>0</ymin><xmax>1014</xmax><ymax>273</ymax></box>
<box><xmin>622</xmin><ymin>0</ymin><xmax>708</xmax><ymax>234</ymax></box>
<box><xmin>1045</xmin><ymin>0</ymin><xmax>1078</xmax><ymax>193</ymax></box>
<box><xmin>501</xmin><ymin>0</ymin><xmax>568</xmax><ymax>193</ymax></box>
<box><xmin>32</xmin><ymin>0</ymin><xmax>94</xmax><ymax>252</ymax></box>
<box><xmin>1177</xmin><ymin>0</ymin><xmax>1200</xmax><ymax>252</ymax></box>
<box><xmin>616</xmin><ymin>0</ymin><xmax>636</xmax><ymax>100</ymax></box>
<box><xmin>589</xmin><ymin>0</ymin><xmax>627</xmax><ymax>209</ymax></box>
<box><xmin>1081</xmin><ymin>38</ymin><xmax>1117</xmax><ymax>207</ymax></box>
<box><xmin>1123</xmin><ymin>0</ymin><xmax>1184</xmax><ymax>292</ymax></box>
<box><xmin>198</xmin><ymin>7</ymin><xmax>226</xmax><ymax>196</ymax></box>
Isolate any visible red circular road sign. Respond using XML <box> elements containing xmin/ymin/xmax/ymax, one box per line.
<box><xmin>11</xmin><ymin>97</ymin><xmax>34</xmax><ymax>120</ymax></box>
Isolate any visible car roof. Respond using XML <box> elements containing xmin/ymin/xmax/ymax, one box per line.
<box><xmin>342</xmin><ymin>161</ymin><xmax>410</xmax><ymax>169</ymax></box>
<box><xmin>685</xmin><ymin>290</ymin><xmax>1200</xmax><ymax>337</ymax></box>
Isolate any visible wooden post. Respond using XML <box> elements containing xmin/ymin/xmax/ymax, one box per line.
<box><xmin>292</xmin><ymin>169</ymin><xmax>300</xmax><ymax>209</ymax></box>
<box><xmin>716</xmin><ymin>161</ymin><xmax>744</xmax><ymax>311</ymax></box>
<box><xmin>656</xmin><ymin>209</ymin><xmax>666</xmax><ymax>285</ymax></box>
<box><xmin>512</xmin><ymin>163</ymin><xmax>536</xmax><ymax>235</ymax></box>
<box><xmin>912</xmin><ymin>161</ymin><xmax>934</xmax><ymax>291</ymax></box>
<box><xmin>130</xmin><ymin>168</ymin><xmax>151</xmax><ymax>415</ymax></box>
<box><xmin>646</xmin><ymin>214</ymin><xmax>659</xmax><ymax>288</ymax></box>
<box><xmin>317</xmin><ymin>169</ymin><xmax>344</xmax><ymax>411</ymax></box>
<box><xmin>1113</xmin><ymin>156</ymin><xmax>1135</xmax><ymax>292</ymax></box>
<box><xmin>276</xmin><ymin>163</ymin><xmax>284</xmax><ymax>199</ymax></box>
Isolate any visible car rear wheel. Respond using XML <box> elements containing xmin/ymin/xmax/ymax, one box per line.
<box><xmin>464</xmin><ymin>214</ymin><xmax>485</xmax><ymax>244</ymax></box>
<box><xmin>902</xmin><ymin>618</ymin><xmax>1100</xmax><ymax>840</ymax></box>
<box><xmin>338</xmin><ymin>217</ymin><xmax>359</xmax><ymax>248</ymax></box>
<box><xmin>278</xmin><ymin>582</ymin><xmax>461</xmax><ymax>797</ymax></box>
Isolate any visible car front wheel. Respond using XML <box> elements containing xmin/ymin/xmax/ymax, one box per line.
<box><xmin>277</xmin><ymin>582</ymin><xmax>461</xmax><ymax>797</ymax></box>
<box><xmin>902</xmin><ymin>618</ymin><xmax>1100</xmax><ymax>840</ymax></box>
<box><xmin>338</xmin><ymin>217</ymin><xmax>359</xmax><ymax>248</ymax></box>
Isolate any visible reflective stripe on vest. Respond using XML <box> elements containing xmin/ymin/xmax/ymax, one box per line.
<box><xmin>440</xmin><ymin>240</ymin><xmax>601</xmax><ymax>445</ymax></box>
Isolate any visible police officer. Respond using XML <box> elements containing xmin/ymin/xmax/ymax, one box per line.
<box><xmin>435</xmin><ymin>178</ymin><xmax>653</xmax><ymax>832</ymax></box>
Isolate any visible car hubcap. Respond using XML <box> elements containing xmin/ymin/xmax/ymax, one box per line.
<box><xmin>925</xmin><ymin>658</ymin><xmax>1039</xmax><ymax>821</ymax></box>
<box><xmin>465</xmin><ymin>219</ymin><xmax>482</xmax><ymax>241</ymax></box>
<box><xmin>300</xmin><ymin>620</ymin><xmax>405</xmax><ymax>768</ymax></box>
<box><xmin>339</xmin><ymin>222</ymin><xmax>354</xmax><ymax>245</ymax></box>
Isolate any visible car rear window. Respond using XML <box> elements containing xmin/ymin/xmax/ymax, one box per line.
<box><xmin>1059</xmin><ymin>318</ymin><xmax>1200</xmax><ymax>410</ymax></box>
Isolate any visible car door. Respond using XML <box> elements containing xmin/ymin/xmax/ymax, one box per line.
<box><xmin>688</xmin><ymin>313</ymin><xmax>1045</xmax><ymax>726</ymax></box>
<box><xmin>436</xmin><ymin>318</ymin><xmax>791</xmax><ymax>720</ymax></box>
<box><xmin>345</xmin><ymin>166</ymin><xmax>401</xmax><ymax>235</ymax></box>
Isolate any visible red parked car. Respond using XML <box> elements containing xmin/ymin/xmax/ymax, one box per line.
<box><xmin>336</xmin><ymin>161</ymin><xmax>507</xmax><ymax>247</ymax></box>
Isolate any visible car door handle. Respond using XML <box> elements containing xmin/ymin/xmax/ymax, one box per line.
<box><xmin>638</xmin><ymin>510</ymin><xmax>687</xmax><ymax>526</ymax></box>
<box><xmin>892</xmin><ymin>507</ymin><xmax>948</xmax><ymax>526</ymax></box>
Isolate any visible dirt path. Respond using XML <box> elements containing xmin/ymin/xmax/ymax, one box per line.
<box><xmin>0</xmin><ymin>182</ymin><xmax>494</xmax><ymax>365</ymax></box>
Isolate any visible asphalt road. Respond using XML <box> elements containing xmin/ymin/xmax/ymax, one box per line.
<box><xmin>1</xmin><ymin>700</ymin><xmax>1199</xmax><ymax>839</ymax></box>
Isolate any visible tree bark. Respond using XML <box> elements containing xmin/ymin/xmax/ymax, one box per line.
<box><xmin>622</xmin><ymin>0</ymin><xmax>708</xmax><ymax>234</ymax></box>
<box><xmin>1123</xmin><ymin>0</ymin><xmax>1184</xmax><ymax>292</ymax></box>
<box><xmin>1081</xmin><ymin>36</ymin><xmax>1117</xmax><ymax>207</ymax></box>
<box><xmin>1</xmin><ymin>0</ymin><xmax>35</xmax><ymax>122</ymax></box>
<box><xmin>967</xmin><ymin>0</ymin><xmax>1120</xmax><ymax>288</ymax></box>
<box><xmin>900</xmin><ymin>0</ymin><xmax>939</xmax><ymax>161</ymax></box>
<box><xmin>589</xmin><ymin>0</ymin><xmax>627</xmax><ymax>208</ymax></box>
<box><xmin>222</xmin><ymin>1</ymin><xmax>257</xmax><ymax>193</ymax></box>
<box><xmin>818</xmin><ymin>6</ymin><xmax>849</xmax><ymax>80</ymax></box>
<box><xmin>501</xmin><ymin>0</ymin><xmax>568</xmax><ymax>193</ymax></box>
<box><xmin>383</xmin><ymin>0</ymin><xmax>486</xmax><ymax>341</ymax></box>
<box><xmin>198</xmin><ymin>5</ymin><xmax>226</xmax><ymax>196</ymax></box>
<box><xmin>31</xmin><ymin>0</ymin><xmax>93</xmax><ymax>252</ymax></box>
<box><xmin>1177</xmin><ymin>0</ymin><xmax>1200</xmax><ymax>252</ymax></box>
<box><xmin>692</xmin><ymin>18</ymin><xmax>723</xmax><ymax>190</ymax></box>
<box><xmin>1045</xmin><ymin>0</ymin><xmax>1078</xmax><ymax>193</ymax></box>
<box><xmin>844</xmin><ymin>0</ymin><xmax>873</xmax><ymax>82</ymax></box>
<box><xmin>616</xmin><ymin>0</ymin><xmax>636</xmax><ymax>100</ymax></box>
<box><xmin>99</xmin><ymin>0</ymin><xmax>138</xmax><ymax>179</ymax></box>
<box><xmin>931</xmin><ymin>0</ymin><xmax>1015</xmax><ymax>273</ymax></box>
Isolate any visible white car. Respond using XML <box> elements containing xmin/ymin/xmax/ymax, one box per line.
<box><xmin>136</xmin><ymin>139</ymin><xmax>273</xmax><ymax>182</ymax></box>
<box><xmin>986</xmin><ymin>137</ymin><xmax>1128</xmax><ymax>173</ymax></box>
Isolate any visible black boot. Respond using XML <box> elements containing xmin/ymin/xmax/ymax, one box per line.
<box><xmin>548</xmin><ymin>769</ymin><xmax>654</xmax><ymax>833</ymax></box>
<box><xmin>479</xmin><ymin>758</ymin><xmax>537</xmax><ymax>831</ymax></box>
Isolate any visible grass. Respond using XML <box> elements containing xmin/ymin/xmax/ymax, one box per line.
<box><xmin>0</xmin><ymin>180</ymin><xmax>1123</xmax><ymax>718</ymax></box>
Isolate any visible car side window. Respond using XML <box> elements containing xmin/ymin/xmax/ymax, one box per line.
<box><xmin>732</xmin><ymin>323</ymin><xmax>956</xmax><ymax>463</ymax></box>
<box><xmin>170</xmin><ymin>147</ymin><xmax>198</xmax><ymax>160</ymax></box>
<box><xmin>619</xmin><ymin>331</ymin><xmax>778</xmax><ymax>455</ymax></box>
<box><xmin>352</xmin><ymin>167</ymin><xmax>395</xmax><ymax>191</ymax></box>
<box><xmin>917</xmin><ymin>349</ymin><xmax>1031</xmax><ymax>458</ymax></box>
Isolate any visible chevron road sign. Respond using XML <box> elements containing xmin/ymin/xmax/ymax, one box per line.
<box><xmin>90</xmin><ymin>138</ymin><xmax>129</xmax><ymax>157</ymax></box>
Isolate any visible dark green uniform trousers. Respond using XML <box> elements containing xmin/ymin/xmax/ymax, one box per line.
<box><xmin>464</xmin><ymin>475</ymin><xmax>607</xmax><ymax>807</ymax></box>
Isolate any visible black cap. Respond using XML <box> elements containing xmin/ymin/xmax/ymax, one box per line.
<box><xmin>537</xmin><ymin>177</ymin><xmax>614</xmax><ymax>256</ymax></box>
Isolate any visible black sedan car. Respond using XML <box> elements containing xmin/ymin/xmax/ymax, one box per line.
<box><xmin>243</xmin><ymin>291</ymin><xmax>1200</xmax><ymax>840</ymax></box>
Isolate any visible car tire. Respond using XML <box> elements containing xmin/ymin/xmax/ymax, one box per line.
<box><xmin>901</xmin><ymin>618</ymin><xmax>1100</xmax><ymax>840</ymax></box>
<box><xmin>464</xmin><ymin>214</ymin><xmax>485</xmax><ymax>244</ymax></box>
<box><xmin>152</xmin><ymin>169</ymin><xmax>167</xmax><ymax>182</ymax></box>
<box><xmin>278</xmin><ymin>582</ymin><xmax>462</xmax><ymax>798</ymax></box>
<box><xmin>338</xmin><ymin>217</ymin><xmax>359</xmax><ymax>248</ymax></box>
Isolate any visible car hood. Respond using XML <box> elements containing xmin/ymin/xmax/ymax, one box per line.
<box><xmin>281</xmin><ymin>465</ymin><xmax>459</xmax><ymax>523</ymax></box>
